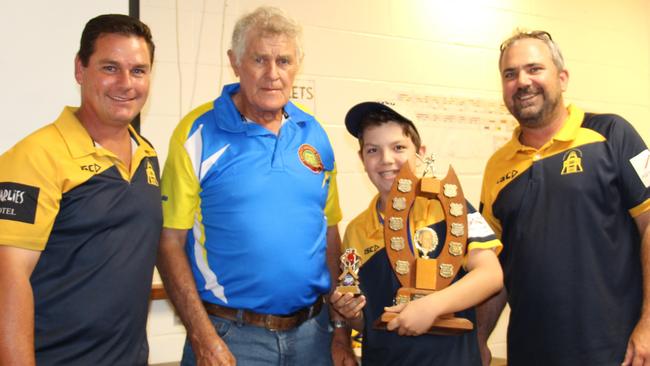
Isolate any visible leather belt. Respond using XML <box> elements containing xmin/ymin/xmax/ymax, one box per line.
<box><xmin>202</xmin><ymin>296</ymin><xmax>324</xmax><ymax>331</ymax></box>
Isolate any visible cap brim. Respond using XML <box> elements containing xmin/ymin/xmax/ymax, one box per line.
<box><xmin>344</xmin><ymin>101</ymin><xmax>416</xmax><ymax>138</ymax></box>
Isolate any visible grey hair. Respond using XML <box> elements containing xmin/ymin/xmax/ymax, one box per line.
<box><xmin>499</xmin><ymin>29</ymin><xmax>565</xmax><ymax>71</ymax></box>
<box><xmin>230</xmin><ymin>6</ymin><xmax>303</xmax><ymax>65</ymax></box>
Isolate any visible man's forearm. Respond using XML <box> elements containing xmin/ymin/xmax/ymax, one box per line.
<box><xmin>0</xmin><ymin>277</ymin><xmax>35</xmax><ymax>365</ymax></box>
<box><xmin>636</xmin><ymin>212</ymin><xmax>650</xmax><ymax>322</ymax></box>
<box><xmin>476</xmin><ymin>288</ymin><xmax>507</xmax><ymax>341</ymax></box>
<box><xmin>326</xmin><ymin>226</ymin><xmax>360</xmax><ymax>365</ymax></box>
<box><xmin>621</xmin><ymin>211</ymin><xmax>650</xmax><ymax>366</ymax></box>
<box><xmin>157</xmin><ymin>230</ymin><xmax>217</xmax><ymax>342</ymax></box>
<box><xmin>0</xmin><ymin>247</ymin><xmax>40</xmax><ymax>366</ymax></box>
<box><xmin>475</xmin><ymin>287</ymin><xmax>507</xmax><ymax>366</ymax></box>
<box><xmin>325</xmin><ymin>225</ymin><xmax>343</xmax><ymax>294</ymax></box>
<box><xmin>157</xmin><ymin>229</ymin><xmax>236</xmax><ymax>365</ymax></box>
<box><xmin>326</xmin><ymin>225</ymin><xmax>346</xmax><ymax>320</ymax></box>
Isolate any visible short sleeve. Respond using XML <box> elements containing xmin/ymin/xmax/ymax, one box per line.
<box><xmin>609</xmin><ymin>117</ymin><xmax>650</xmax><ymax>217</ymax></box>
<box><xmin>324</xmin><ymin>163</ymin><xmax>343</xmax><ymax>226</ymax></box>
<box><xmin>0</xmin><ymin>133</ymin><xmax>62</xmax><ymax>250</ymax></box>
<box><xmin>161</xmin><ymin>131</ymin><xmax>201</xmax><ymax>229</ymax></box>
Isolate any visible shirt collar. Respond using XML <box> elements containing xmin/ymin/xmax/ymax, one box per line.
<box><xmin>503</xmin><ymin>104</ymin><xmax>584</xmax><ymax>160</ymax></box>
<box><xmin>213</xmin><ymin>83</ymin><xmax>313</xmax><ymax>134</ymax></box>
<box><xmin>54</xmin><ymin>106</ymin><xmax>156</xmax><ymax>159</ymax></box>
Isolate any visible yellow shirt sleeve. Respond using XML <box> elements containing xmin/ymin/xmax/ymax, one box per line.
<box><xmin>324</xmin><ymin>163</ymin><xmax>343</xmax><ymax>226</ymax></box>
<box><xmin>0</xmin><ymin>126</ymin><xmax>63</xmax><ymax>250</ymax></box>
<box><xmin>161</xmin><ymin>129</ymin><xmax>201</xmax><ymax>229</ymax></box>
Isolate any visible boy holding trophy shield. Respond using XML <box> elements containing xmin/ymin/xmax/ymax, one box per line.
<box><xmin>330</xmin><ymin>101</ymin><xmax>503</xmax><ymax>365</ymax></box>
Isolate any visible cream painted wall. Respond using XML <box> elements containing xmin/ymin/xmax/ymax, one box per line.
<box><xmin>0</xmin><ymin>1</ymin><xmax>129</xmax><ymax>153</ymax></box>
<box><xmin>140</xmin><ymin>0</ymin><xmax>650</xmax><ymax>363</ymax></box>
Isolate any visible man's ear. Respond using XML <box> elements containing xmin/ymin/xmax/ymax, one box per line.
<box><xmin>74</xmin><ymin>55</ymin><xmax>84</xmax><ymax>85</ymax></box>
<box><xmin>227</xmin><ymin>49</ymin><xmax>240</xmax><ymax>77</ymax></box>
<box><xmin>559</xmin><ymin>68</ymin><xmax>569</xmax><ymax>92</ymax></box>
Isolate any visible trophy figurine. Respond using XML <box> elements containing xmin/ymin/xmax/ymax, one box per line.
<box><xmin>336</xmin><ymin>248</ymin><xmax>361</xmax><ymax>295</ymax></box>
<box><xmin>375</xmin><ymin>156</ymin><xmax>473</xmax><ymax>335</ymax></box>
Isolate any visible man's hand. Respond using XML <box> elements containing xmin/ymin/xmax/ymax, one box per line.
<box><xmin>622</xmin><ymin>317</ymin><xmax>650</xmax><ymax>366</ymax></box>
<box><xmin>158</xmin><ymin>228</ymin><xmax>235</xmax><ymax>366</ymax></box>
<box><xmin>191</xmin><ymin>335</ymin><xmax>236</xmax><ymax>366</ymax></box>
<box><xmin>330</xmin><ymin>292</ymin><xmax>365</xmax><ymax>322</ymax></box>
<box><xmin>331</xmin><ymin>328</ymin><xmax>358</xmax><ymax>366</ymax></box>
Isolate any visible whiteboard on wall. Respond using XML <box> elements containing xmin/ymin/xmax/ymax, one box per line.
<box><xmin>0</xmin><ymin>1</ymin><xmax>128</xmax><ymax>153</ymax></box>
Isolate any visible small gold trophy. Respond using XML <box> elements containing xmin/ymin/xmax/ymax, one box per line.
<box><xmin>375</xmin><ymin>157</ymin><xmax>473</xmax><ymax>335</ymax></box>
<box><xmin>336</xmin><ymin>248</ymin><xmax>362</xmax><ymax>295</ymax></box>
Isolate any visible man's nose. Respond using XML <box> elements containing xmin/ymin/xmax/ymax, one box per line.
<box><xmin>266</xmin><ymin>62</ymin><xmax>280</xmax><ymax>79</ymax></box>
<box><xmin>516</xmin><ymin>71</ymin><xmax>532</xmax><ymax>87</ymax></box>
<box><xmin>116</xmin><ymin>70</ymin><xmax>133</xmax><ymax>88</ymax></box>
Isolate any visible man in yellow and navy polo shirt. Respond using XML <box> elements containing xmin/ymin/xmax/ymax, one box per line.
<box><xmin>0</xmin><ymin>15</ymin><xmax>161</xmax><ymax>366</ymax></box>
<box><xmin>477</xmin><ymin>30</ymin><xmax>650</xmax><ymax>366</ymax></box>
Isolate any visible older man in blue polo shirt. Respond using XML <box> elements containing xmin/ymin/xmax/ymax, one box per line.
<box><xmin>157</xmin><ymin>6</ymin><xmax>356</xmax><ymax>366</ymax></box>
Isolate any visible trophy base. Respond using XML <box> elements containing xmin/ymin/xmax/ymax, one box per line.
<box><xmin>374</xmin><ymin>312</ymin><xmax>473</xmax><ymax>335</ymax></box>
<box><xmin>336</xmin><ymin>285</ymin><xmax>361</xmax><ymax>295</ymax></box>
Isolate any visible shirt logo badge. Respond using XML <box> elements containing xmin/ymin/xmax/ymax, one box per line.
<box><xmin>364</xmin><ymin>244</ymin><xmax>380</xmax><ymax>255</ymax></box>
<box><xmin>0</xmin><ymin>182</ymin><xmax>39</xmax><ymax>224</ymax></box>
<box><xmin>80</xmin><ymin>163</ymin><xmax>101</xmax><ymax>173</ymax></box>
<box><xmin>561</xmin><ymin>149</ymin><xmax>584</xmax><ymax>175</ymax></box>
<box><xmin>496</xmin><ymin>169</ymin><xmax>518</xmax><ymax>184</ymax></box>
<box><xmin>146</xmin><ymin>160</ymin><xmax>159</xmax><ymax>186</ymax></box>
<box><xmin>298</xmin><ymin>144</ymin><xmax>323</xmax><ymax>173</ymax></box>
<box><xmin>629</xmin><ymin>149</ymin><xmax>650</xmax><ymax>188</ymax></box>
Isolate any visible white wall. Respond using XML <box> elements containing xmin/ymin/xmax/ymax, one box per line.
<box><xmin>139</xmin><ymin>0</ymin><xmax>650</xmax><ymax>363</ymax></box>
<box><xmin>0</xmin><ymin>0</ymin><xmax>128</xmax><ymax>153</ymax></box>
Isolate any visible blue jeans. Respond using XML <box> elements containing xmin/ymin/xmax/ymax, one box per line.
<box><xmin>181</xmin><ymin>306</ymin><xmax>333</xmax><ymax>366</ymax></box>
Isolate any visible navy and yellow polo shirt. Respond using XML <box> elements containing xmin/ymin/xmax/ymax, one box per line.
<box><xmin>161</xmin><ymin>83</ymin><xmax>342</xmax><ymax>315</ymax></box>
<box><xmin>0</xmin><ymin>107</ymin><xmax>162</xmax><ymax>366</ymax></box>
<box><xmin>480</xmin><ymin>104</ymin><xmax>650</xmax><ymax>365</ymax></box>
<box><xmin>343</xmin><ymin>195</ymin><xmax>501</xmax><ymax>366</ymax></box>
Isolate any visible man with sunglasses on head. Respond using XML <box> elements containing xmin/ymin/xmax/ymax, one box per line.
<box><xmin>477</xmin><ymin>29</ymin><xmax>650</xmax><ymax>366</ymax></box>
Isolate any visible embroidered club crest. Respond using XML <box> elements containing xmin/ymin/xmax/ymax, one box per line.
<box><xmin>298</xmin><ymin>144</ymin><xmax>324</xmax><ymax>173</ymax></box>
<box><xmin>146</xmin><ymin>160</ymin><xmax>159</xmax><ymax>186</ymax></box>
<box><xmin>561</xmin><ymin>149</ymin><xmax>584</xmax><ymax>175</ymax></box>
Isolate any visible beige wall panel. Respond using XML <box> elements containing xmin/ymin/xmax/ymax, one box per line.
<box><xmin>388</xmin><ymin>0</ymin><xmax>524</xmax><ymax>48</ymax></box>
<box><xmin>302</xmin><ymin>28</ymin><xmax>501</xmax><ymax>91</ymax></box>
<box><xmin>145</xmin><ymin>62</ymin><xmax>182</xmax><ymax>117</ymax></box>
<box><xmin>567</xmin><ymin>61</ymin><xmax>649</xmax><ymax>105</ymax></box>
<box><xmin>527</xmin><ymin>0</ymin><xmax>647</xmax><ymax>29</ymax></box>
<box><xmin>141</xmin><ymin>0</ymin><xmax>650</xmax><ymax>363</ymax></box>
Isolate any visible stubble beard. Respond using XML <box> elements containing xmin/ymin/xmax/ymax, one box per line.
<box><xmin>508</xmin><ymin>86</ymin><xmax>560</xmax><ymax>129</ymax></box>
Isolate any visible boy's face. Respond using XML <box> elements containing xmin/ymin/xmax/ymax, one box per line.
<box><xmin>359</xmin><ymin>121</ymin><xmax>424</xmax><ymax>203</ymax></box>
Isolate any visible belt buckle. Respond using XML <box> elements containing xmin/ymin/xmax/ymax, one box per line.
<box><xmin>264</xmin><ymin>316</ymin><xmax>278</xmax><ymax>332</ymax></box>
